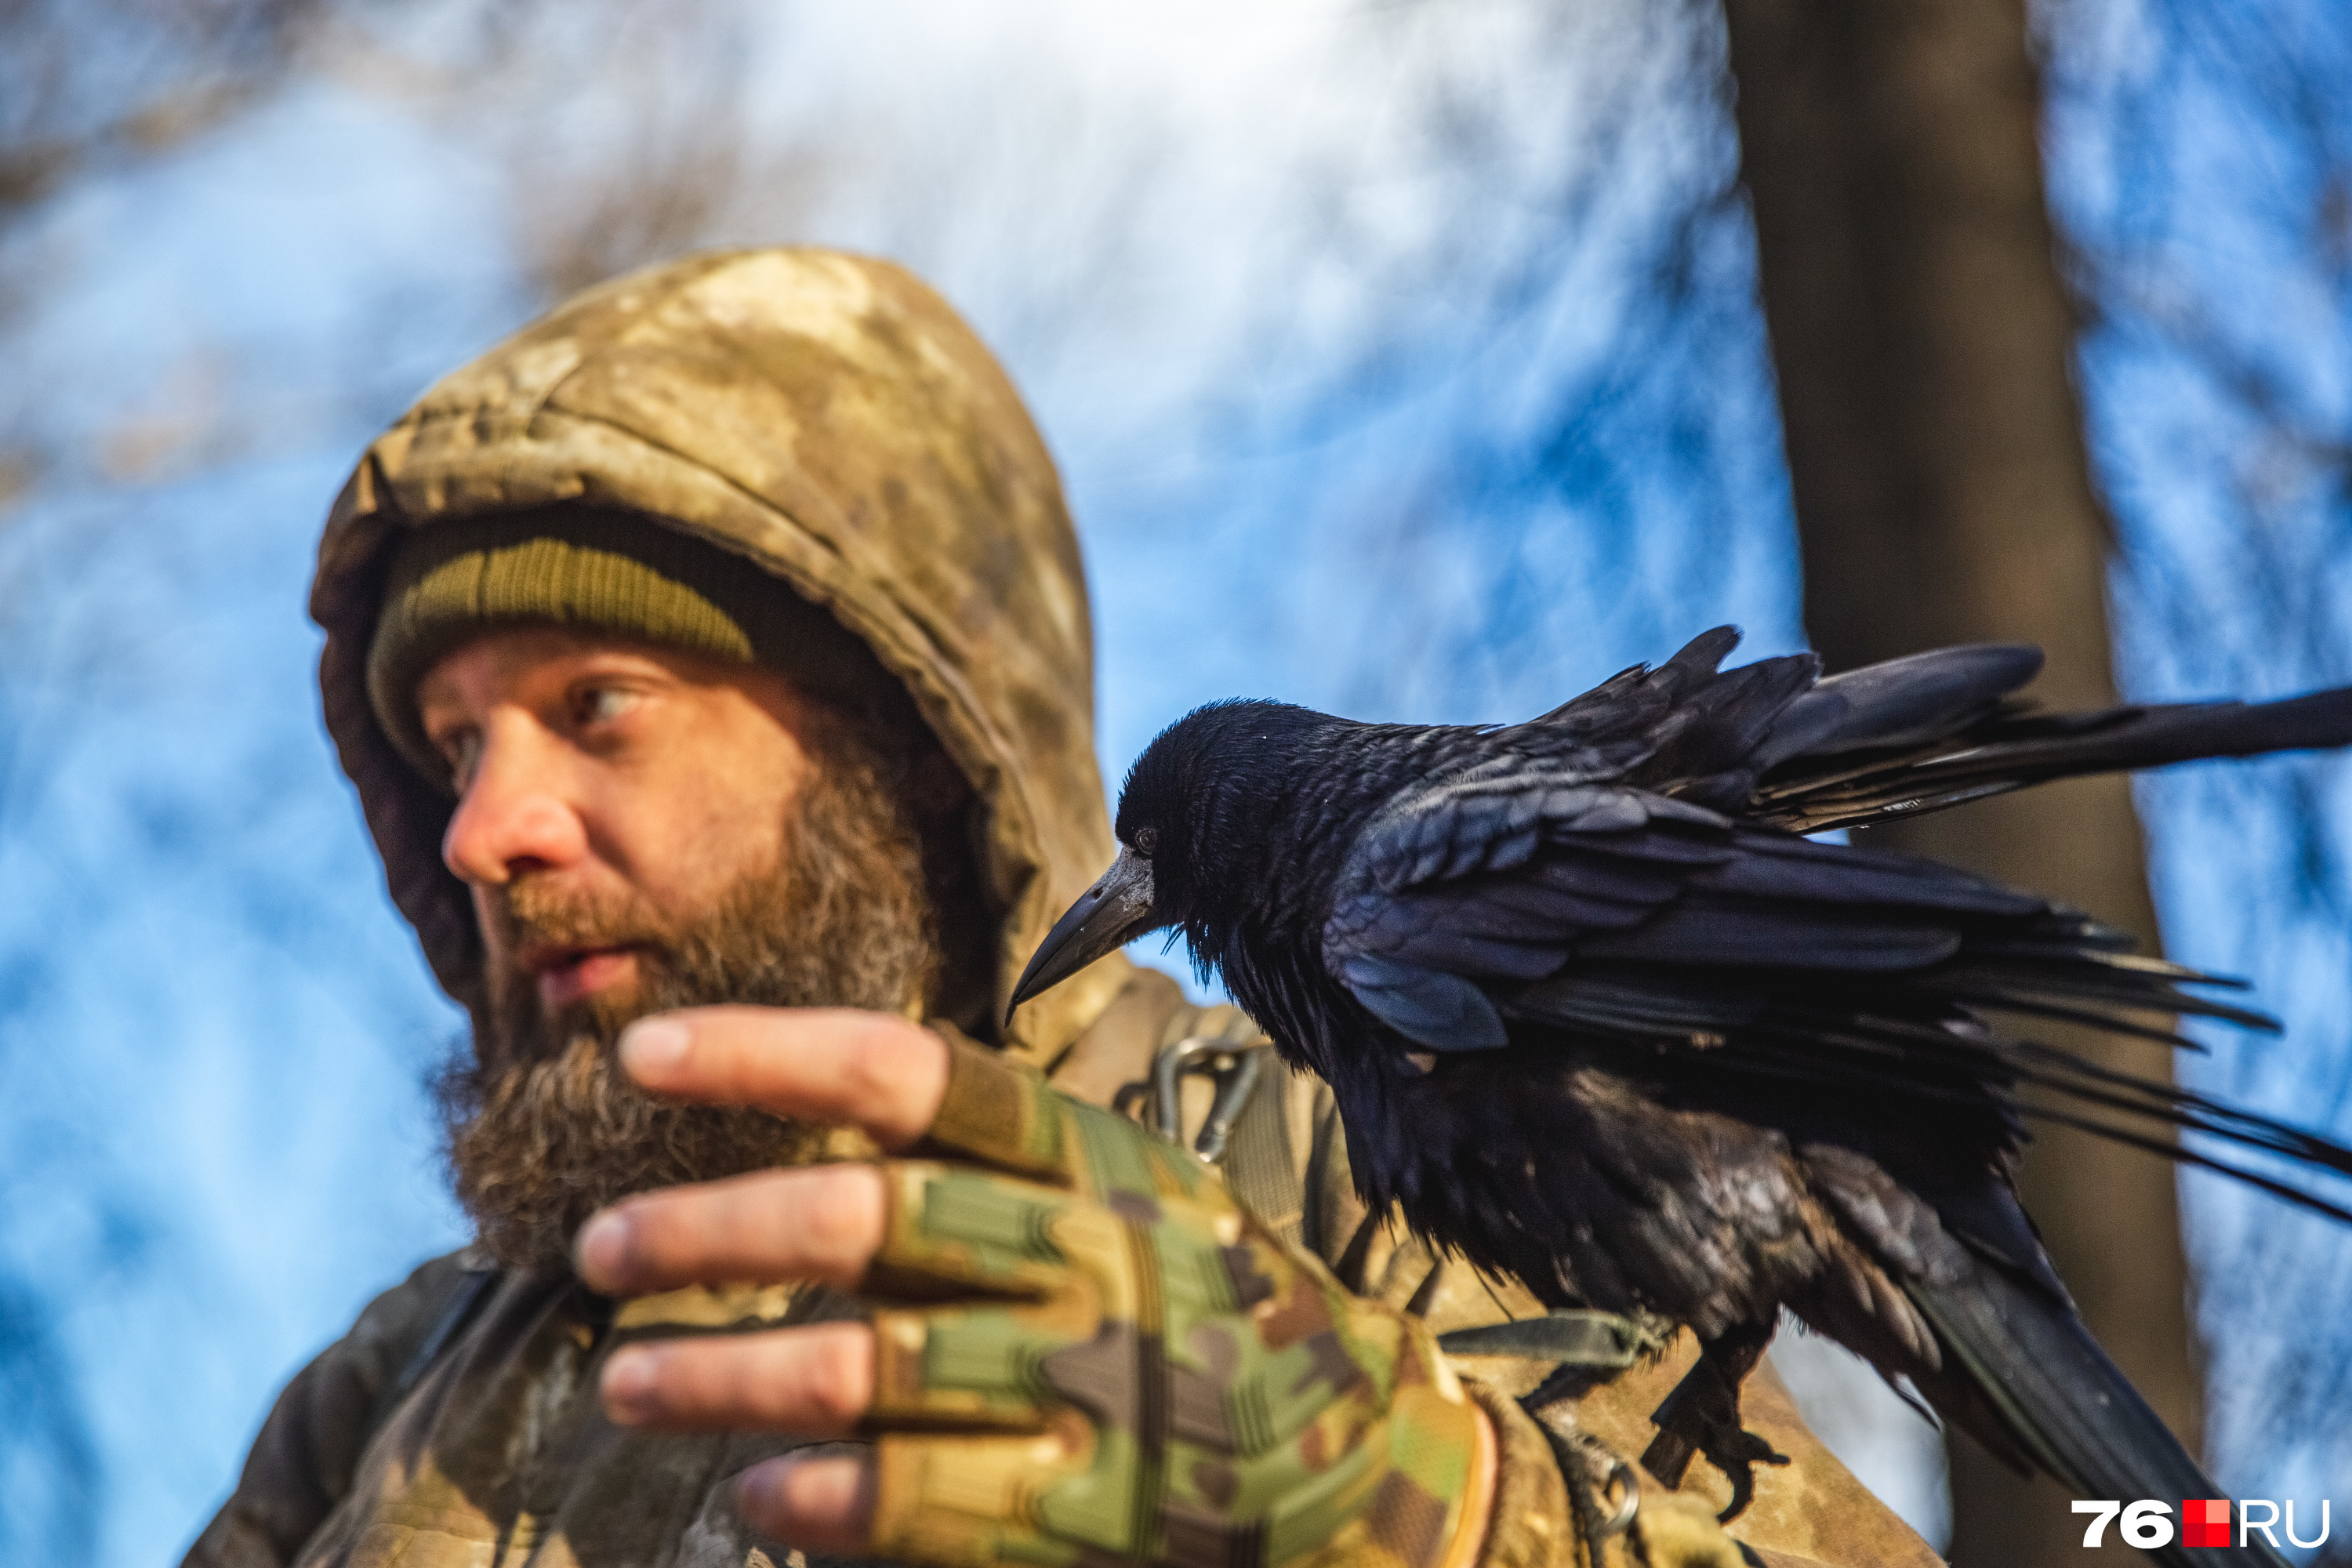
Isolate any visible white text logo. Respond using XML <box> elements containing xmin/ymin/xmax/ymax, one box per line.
<box><xmin>2071</xmin><ymin>1498</ymin><xmax>2331</xmax><ymax>1550</ymax></box>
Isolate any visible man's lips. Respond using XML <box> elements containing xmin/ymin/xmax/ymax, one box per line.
<box><xmin>522</xmin><ymin>943</ymin><xmax>646</xmax><ymax>1011</ymax></box>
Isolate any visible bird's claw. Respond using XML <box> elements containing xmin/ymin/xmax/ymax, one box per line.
<box><xmin>1638</xmin><ymin>1322</ymin><xmax>1788</xmax><ymax>1523</ymax></box>
<box><xmin>1706</xmin><ymin>1425</ymin><xmax>1791</xmax><ymax>1524</ymax></box>
<box><xmin>1640</xmin><ymin>1399</ymin><xmax>1789</xmax><ymax>1523</ymax></box>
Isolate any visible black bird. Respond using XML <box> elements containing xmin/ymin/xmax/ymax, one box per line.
<box><xmin>1011</xmin><ymin>628</ymin><xmax>2352</xmax><ymax>1565</ymax></box>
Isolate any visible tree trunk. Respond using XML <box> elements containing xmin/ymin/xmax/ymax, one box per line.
<box><xmin>1720</xmin><ymin>1</ymin><xmax>2201</xmax><ymax>1562</ymax></box>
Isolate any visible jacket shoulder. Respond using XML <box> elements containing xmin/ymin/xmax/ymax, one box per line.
<box><xmin>181</xmin><ymin>1248</ymin><xmax>491</xmax><ymax>1568</ymax></box>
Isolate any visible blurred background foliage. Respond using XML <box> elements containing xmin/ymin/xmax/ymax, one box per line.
<box><xmin>2</xmin><ymin>0</ymin><xmax>2349</xmax><ymax>1562</ymax></box>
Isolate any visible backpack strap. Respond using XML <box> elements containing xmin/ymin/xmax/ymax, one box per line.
<box><xmin>1436</xmin><ymin>1311</ymin><xmax>1659</xmax><ymax>1367</ymax></box>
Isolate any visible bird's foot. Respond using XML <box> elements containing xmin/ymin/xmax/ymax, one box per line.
<box><xmin>1700</xmin><ymin>1423</ymin><xmax>1790</xmax><ymax>1524</ymax></box>
<box><xmin>1639</xmin><ymin>1321</ymin><xmax>1790</xmax><ymax>1523</ymax></box>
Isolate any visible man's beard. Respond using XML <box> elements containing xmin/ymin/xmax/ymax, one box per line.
<box><xmin>436</xmin><ymin>738</ymin><xmax>942</xmax><ymax>1271</ymax></box>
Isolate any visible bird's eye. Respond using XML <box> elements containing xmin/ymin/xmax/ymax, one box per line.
<box><xmin>1133</xmin><ymin>826</ymin><xmax>1160</xmax><ymax>855</ymax></box>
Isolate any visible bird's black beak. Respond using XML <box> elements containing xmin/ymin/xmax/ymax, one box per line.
<box><xmin>1009</xmin><ymin>847</ymin><xmax>1158</xmax><ymax>1018</ymax></box>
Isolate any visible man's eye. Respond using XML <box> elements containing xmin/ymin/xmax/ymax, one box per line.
<box><xmin>438</xmin><ymin>729</ymin><xmax>482</xmax><ymax>788</ymax></box>
<box><xmin>575</xmin><ymin>684</ymin><xmax>641</xmax><ymax>728</ymax></box>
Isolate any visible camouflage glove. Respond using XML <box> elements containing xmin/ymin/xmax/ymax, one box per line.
<box><xmin>863</xmin><ymin>1036</ymin><xmax>1496</xmax><ymax>1568</ymax></box>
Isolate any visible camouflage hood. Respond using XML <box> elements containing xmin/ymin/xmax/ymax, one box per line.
<box><xmin>312</xmin><ymin>247</ymin><xmax>1130</xmax><ymax>1062</ymax></box>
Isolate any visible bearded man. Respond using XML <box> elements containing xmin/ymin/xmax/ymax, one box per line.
<box><xmin>184</xmin><ymin>249</ymin><xmax>1940</xmax><ymax>1568</ymax></box>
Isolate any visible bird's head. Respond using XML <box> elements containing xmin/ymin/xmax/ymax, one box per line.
<box><xmin>1010</xmin><ymin>699</ymin><xmax>1329</xmax><ymax>1016</ymax></box>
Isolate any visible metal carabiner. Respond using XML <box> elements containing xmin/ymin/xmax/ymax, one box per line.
<box><xmin>1145</xmin><ymin>1033</ymin><xmax>1271</xmax><ymax>1163</ymax></box>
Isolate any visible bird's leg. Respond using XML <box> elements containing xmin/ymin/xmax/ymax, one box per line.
<box><xmin>1638</xmin><ymin>1318</ymin><xmax>1790</xmax><ymax>1523</ymax></box>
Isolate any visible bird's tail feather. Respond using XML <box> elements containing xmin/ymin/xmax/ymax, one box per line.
<box><xmin>1751</xmin><ymin>685</ymin><xmax>2352</xmax><ymax>835</ymax></box>
<box><xmin>1907</xmin><ymin>1261</ymin><xmax>2290</xmax><ymax>1568</ymax></box>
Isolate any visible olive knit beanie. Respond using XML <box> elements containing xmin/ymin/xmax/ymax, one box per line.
<box><xmin>365</xmin><ymin>506</ymin><xmax>915</xmax><ymax>786</ymax></box>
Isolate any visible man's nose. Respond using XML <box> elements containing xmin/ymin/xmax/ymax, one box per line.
<box><xmin>441</xmin><ymin>718</ymin><xmax>590</xmax><ymax>886</ymax></box>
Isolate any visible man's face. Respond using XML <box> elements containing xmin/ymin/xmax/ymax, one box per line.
<box><xmin>418</xmin><ymin>625</ymin><xmax>817</xmax><ymax>1035</ymax></box>
<box><xmin>413</xmin><ymin>624</ymin><xmax>941</xmax><ymax>1267</ymax></box>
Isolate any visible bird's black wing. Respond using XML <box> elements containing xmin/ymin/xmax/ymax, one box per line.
<box><xmin>1322</xmin><ymin>774</ymin><xmax>2038</xmax><ymax>1052</ymax></box>
<box><xmin>1501</xmin><ymin>626</ymin><xmax>2047</xmax><ymax>812</ymax></box>
<box><xmin>1319</xmin><ymin>766</ymin><xmax>2352</xmax><ymax>1220</ymax></box>
<box><xmin>1754</xmin><ymin>673</ymin><xmax>2352</xmax><ymax>834</ymax></box>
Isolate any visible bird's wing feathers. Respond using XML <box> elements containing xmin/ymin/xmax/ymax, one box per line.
<box><xmin>1523</xmin><ymin>626</ymin><xmax>1748</xmax><ymax>731</ymax></box>
<box><xmin>1324</xmin><ymin>782</ymin><xmax>1710</xmax><ymax>1049</ymax></box>
<box><xmin>1508</xmin><ymin>627</ymin><xmax>1823</xmax><ymax>801</ymax></box>
<box><xmin>1755</xmin><ymin>666</ymin><xmax>2352</xmax><ymax>836</ymax></box>
<box><xmin>1322</xmin><ymin>767</ymin><xmax>2040</xmax><ymax>1051</ymax></box>
<box><xmin>1577</xmin><ymin>832</ymin><xmax>2042</xmax><ymax>970</ymax></box>
<box><xmin>1751</xmin><ymin>642</ymin><xmax>2045</xmax><ymax>768</ymax></box>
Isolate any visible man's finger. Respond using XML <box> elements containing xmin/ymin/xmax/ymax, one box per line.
<box><xmin>575</xmin><ymin>1163</ymin><xmax>885</xmax><ymax>1297</ymax></box>
<box><xmin>601</xmin><ymin>1321</ymin><xmax>873</xmax><ymax>1434</ymax></box>
<box><xmin>618</xmin><ymin>1006</ymin><xmax>949</xmax><ymax>1149</ymax></box>
<box><xmin>735</xmin><ymin>1454</ymin><xmax>875</xmax><ymax>1556</ymax></box>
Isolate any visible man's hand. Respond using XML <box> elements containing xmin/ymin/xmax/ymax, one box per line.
<box><xmin>573</xmin><ymin>1007</ymin><xmax>1497</xmax><ymax>1568</ymax></box>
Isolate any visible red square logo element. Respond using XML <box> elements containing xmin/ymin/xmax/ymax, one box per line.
<box><xmin>2183</xmin><ymin>1498</ymin><xmax>2232</xmax><ymax>1548</ymax></box>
